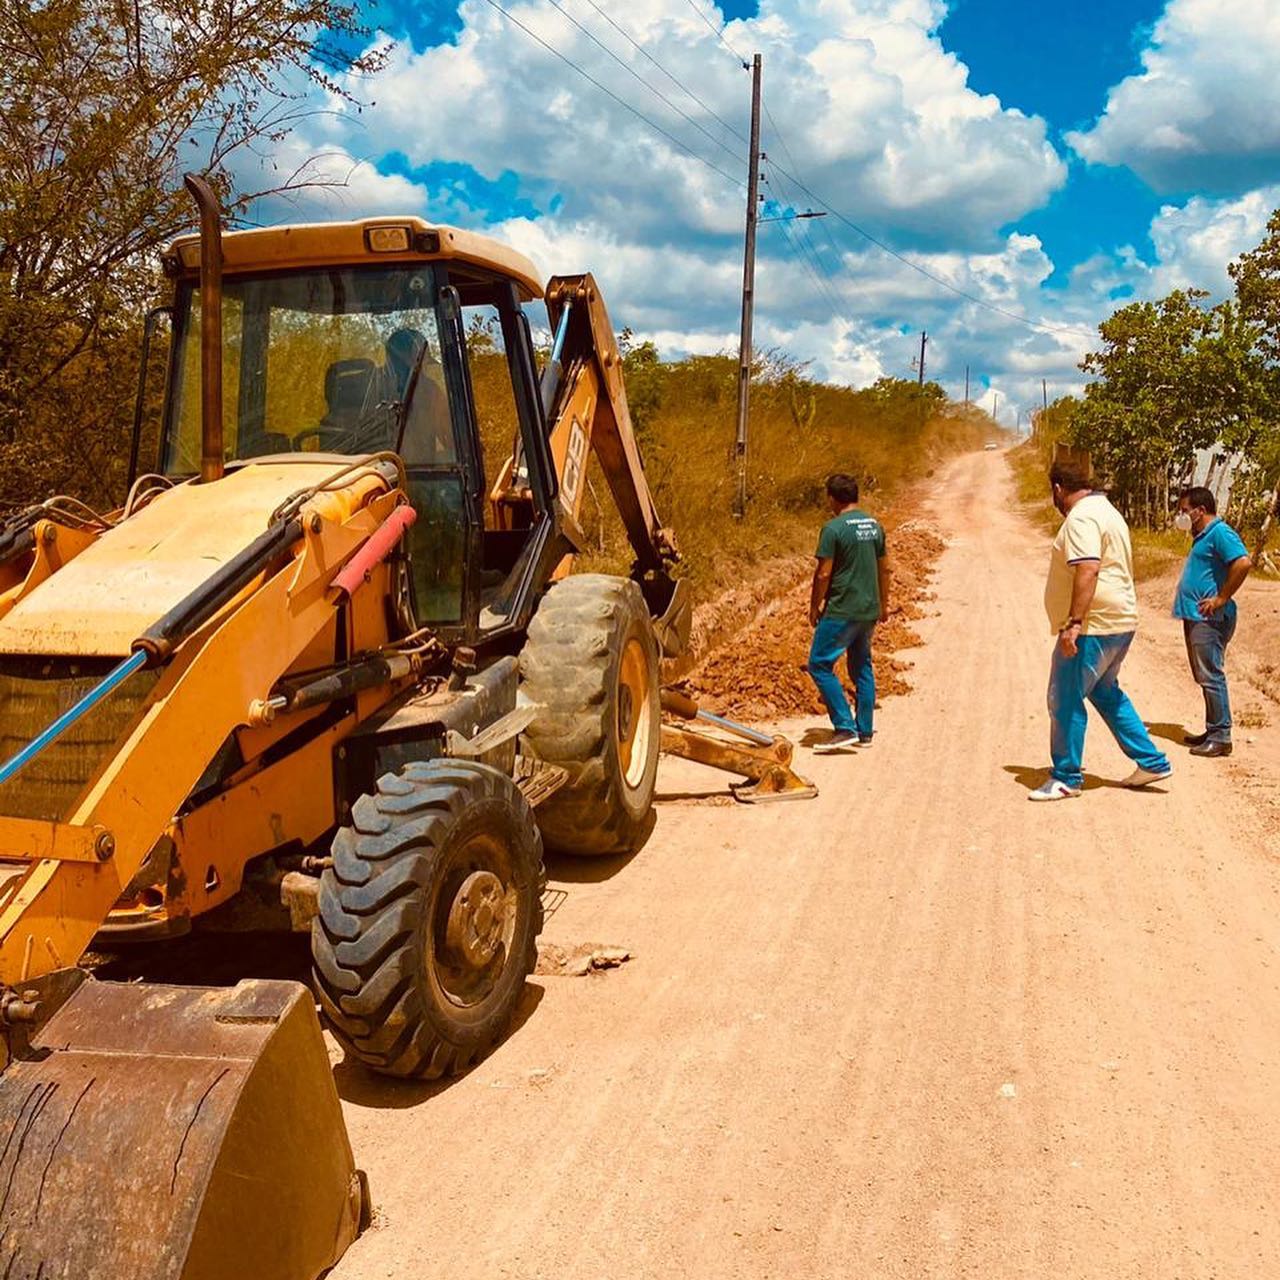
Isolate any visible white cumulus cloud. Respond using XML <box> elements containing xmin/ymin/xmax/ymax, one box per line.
<box><xmin>310</xmin><ymin>0</ymin><xmax>1066</xmax><ymax>246</ymax></box>
<box><xmin>1145</xmin><ymin>185</ymin><xmax>1280</xmax><ymax>293</ymax></box>
<box><xmin>233</xmin><ymin>1</ymin><xmax>1280</xmax><ymax>416</ymax></box>
<box><xmin>1067</xmin><ymin>0</ymin><xmax>1280</xmax><ymax>193</ymax></box>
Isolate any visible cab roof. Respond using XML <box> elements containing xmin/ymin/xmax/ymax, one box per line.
<box><xmin>163</xmin><ymin>216</ymin><xmax>544</xmax><ymax>301</ymax></box>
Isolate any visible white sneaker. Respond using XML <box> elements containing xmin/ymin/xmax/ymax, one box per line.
<box><xmin>1122</xmin><ymin>765</ymin><xmax>1172</xmax><ymax>788</ymax></box>
<box><xmin>1028</xmin><ymin>778</ymin><xmax>1081</xmax><ymax>802</ymax></box>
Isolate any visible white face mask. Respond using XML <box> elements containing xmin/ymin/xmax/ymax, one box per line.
<box><xmin>1174</xmin><ymin>511</ymin><xmax>1194</xmax><ymax>533</ymax></box>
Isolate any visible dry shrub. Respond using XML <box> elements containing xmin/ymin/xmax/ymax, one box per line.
<box><xmin>579</xmin><ymin>349</ymin><xmax>990</xmax><ymax>597</ymax></box>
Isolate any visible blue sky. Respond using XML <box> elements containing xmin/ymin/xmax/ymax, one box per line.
<box><xmin>943</xmin><ymin>0</ymin><xmax>1167</xmax><ymax>276</ymax></box>
<box><xmin>251</xmin><ymin>0</ymin><xmax>1280</xmax><ymax>417</ymax></box>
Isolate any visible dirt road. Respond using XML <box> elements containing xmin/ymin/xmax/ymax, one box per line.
<box><xmin>337</xmin><ymin>449</ymin><xmax>1280</xmax><ymax>1280</ymax></box>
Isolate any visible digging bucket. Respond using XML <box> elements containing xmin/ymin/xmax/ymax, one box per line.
<box><xmin>0</xmin><ymin>978</ymin><xmax>366</xmax><ymax>1279</ymax></box>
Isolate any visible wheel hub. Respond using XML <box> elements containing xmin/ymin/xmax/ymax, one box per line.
<box><xmin>445</xmin><ymin>871</ymin><xmax>508</xmax><ymax>969</ymax></box>
<box><xmin>617</xmin><ymin>683</ymin><xmax>635</xmax><ymax>743</ymax></box>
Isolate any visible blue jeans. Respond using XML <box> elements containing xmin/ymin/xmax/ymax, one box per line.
<box><xmin>807</xmin><ymin>617</ymin><xmax>876</xmax><ymax>736</ymax></box>
<box><xmin>1184</xmin><ymin>614</ymin><xmax>1237</xmax><ymax>743</ymax></box>
<box><xmin>1048</xmin><ymin>633</ymin><xmax>1169</xmax><ymax>789</ymax></box>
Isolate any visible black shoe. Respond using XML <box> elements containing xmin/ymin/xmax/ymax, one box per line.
<box><xmin>857</xmin><ymin>734</ymin><xmax>873</xmax><ymax>746</ymax></box>
<box><xmin>1189</xmin><ymin>740</ymin><xmax>1232</xmax><ymax>758</ymax></box>
<box><xmin>814</xmin><ymin>731</ymin><xmax>858</xmax><ymax>754</ymax></box>
<box><xmin>1183</xmin><ymin>731</ymin><xmax>1210</xmax><ymax>747</ymax></box>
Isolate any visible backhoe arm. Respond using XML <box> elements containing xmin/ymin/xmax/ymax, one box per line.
<box><xmin>539</xmin><ymin>274</ymin><xmax>678</xmax><ymax>576</ymax></box>
<box><xmin>493</xmin><ymin>274</ymin><xmax>689</xmax><ymax>655</ymax></box>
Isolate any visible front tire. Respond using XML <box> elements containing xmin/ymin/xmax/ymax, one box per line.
<box><xmin>312</xmin><ymin>759</ymin><xmax>543</xmax><ymax>1079</ymax></box>
<box><xmin>519</xmin><ymin>574</ymin><xmax>661</xmax><ymax>856</ymax></box>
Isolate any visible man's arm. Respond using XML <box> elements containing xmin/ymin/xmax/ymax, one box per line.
<box><xmin>877</xmin><ymin>554</ymin><xmax>891</xmax><ymax>623</ymax></box>
<box><xmin>1198</xmin><ymin>555</ymin><xmax>1252</xmax><ymax>616</ymax></box>
<box><xmin>810</xmin><ymin>559</ymin><xmax>834</xmax><ymax>627</ymax></box>
<box><xmin>1058</xmin><ymin>560</ymin><xmax>1100</xmax><ymax>657</ymax></box>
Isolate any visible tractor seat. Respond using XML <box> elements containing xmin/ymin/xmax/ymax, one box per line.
<box><xmin>322</xmin><ymin>358</ymin><xmax>377</xmax><ymax>433</ymax></box>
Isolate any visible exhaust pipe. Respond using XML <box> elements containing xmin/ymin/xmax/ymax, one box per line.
<box><xmin>183</xmin><ymin>172</ymin><xmax>224</xmax><ymax>484</ymax></box>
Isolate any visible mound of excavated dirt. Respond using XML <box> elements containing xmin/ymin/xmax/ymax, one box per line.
<box><xmin>679</xmin><ymin>520</ymin><xmax>946</xmax><ymax>722</ymax></box>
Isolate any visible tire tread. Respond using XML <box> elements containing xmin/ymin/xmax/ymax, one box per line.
<box><xmin>312</xmin><ymin>759</ymin><xmax>543</xmax><ymax>1080</ymax></box>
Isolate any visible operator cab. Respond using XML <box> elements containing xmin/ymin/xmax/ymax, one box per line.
<box><xmin>152</xmin><ymin>221</ymin><xmax>560</xmax><ymax>645</ymax></box>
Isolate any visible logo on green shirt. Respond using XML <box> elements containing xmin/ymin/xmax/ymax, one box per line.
<box><xmin>816</xmin><ymin>509</ymin><xmax>886</xmax><ymax>621</ymax></box>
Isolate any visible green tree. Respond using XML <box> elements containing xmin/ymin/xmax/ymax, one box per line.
<box><xmin>1070</xmin><ymin>290</ymin><xmax>1226</xmax><ymax>526</ymax></box>
<box><xmin>0</xmin><ymin>0</ymin><xmax>383</xmax><ymax>505</ymax></box>
<box><xmin>618</xmin><ymin>328</ymin><xmax>664</xmax><ymax>439</ymax></box>
<box><xmin>1230</xmin><ymin>209</ymin><xmax>1280</xmax><ymax>362</ymax></box>
<box><xmin>1228</xmin><ymin>213</ymin><xmax>1280</xmax><ymax>556</ymax></box>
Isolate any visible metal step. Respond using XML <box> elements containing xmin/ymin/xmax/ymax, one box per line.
<box><xmin>514</xmin><ymin>756</ymin><xmax>569</xmax><ymax>809</ymax></box>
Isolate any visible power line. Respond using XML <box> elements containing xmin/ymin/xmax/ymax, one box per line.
<box><xmin>762</xmin><ymin>173</ymin><xmax>858</xmax><ymax>331</ymax></box>
<box><xmin>490</xmin><ymin>0</ymin><xmax>1095</xmax><ymax>343</ymax></box>
<box><xmin>510</xmin><ymin>1</ymin><xmax>864</xmax><ymax>344</ymax></box>
<box><xmin>578</xmin><ymin>0</ymin><xmax>749</xmax><ymax>148</ymax></box>
<box><xmin>757</xmin><ymin>102</ymin><xmax>1095</xmax><ymax>340</ymax></box>
<box><xmin>762</xmin><ymin>121</ymin><xmax>889</xmax><ymax>330</ymax></box>
<box><xmin>542</xmin><ymin>0</ymin><xmax>745</xmax><ymax>168</ymax></box>
<box><xmin>762</xmin><ymin>163</ymin><xmax>861</xmax><ymax>324</ymax></box>
<box><xmin>775</xmin><ymin>157</ymin><xmax>1096</xmax><ymax>339</ymax></box>
<box><xmin>683</xmin><ymin>0</ymin><xmax>747</xmax><ymax>65</ymax></box>
<box><xmin>767</xmin><ymin>196</ymin><xmax>836</xmax><ymax>312</ymax></box>
<box><xmin>770</xmin><ymin>212</ymin><xmax>846</xmax><ymax>319</ymax></box>
<box><xmin>479</xmin><ymin>0</ymin><xmax>743</xmax><ymax>189</ymax></box>
<box><xmin>773</xmin><ymin>216</ymin><xmax>854</xmax><ymax>330</ymax></box>
<box><xmin>762</xmin><ymin>102</ymin><xmax>804</xmax><ymax>188</ymax></box>
<box><xmin>766</xmin><ymin>109</ymin><xmax>1099</xmax><ymax>358</ymax></box>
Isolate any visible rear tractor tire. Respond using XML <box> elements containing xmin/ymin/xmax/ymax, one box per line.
<box><xmin>519</xmin><ymin>573</ymin><xmax>661</xmax><ymax>857</ymax></box>
<box><xmin>312</xmin><ymin>759</ymin><xmax>543</xmax><ymax>1080</ymax></box>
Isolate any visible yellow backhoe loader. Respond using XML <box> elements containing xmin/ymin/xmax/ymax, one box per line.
<box><xmin>0</xmin><ymin>177</ymin><xmax>810</xmax><ymax>1278</ymax></box>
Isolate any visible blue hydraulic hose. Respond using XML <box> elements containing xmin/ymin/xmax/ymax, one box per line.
<box><xmin>539</xmin><ymin>304</ymin><xmax>574</xmax><ymax>420</ymax></box>
<box><xmin>0</xmin><ymin>649</ymin><xmax>148</xmax><ymax>787</ymax></box>
<box><xmin>550</xmin><ymin>304</ymin><xmax>571</xmax><ymax>364</ymax></box>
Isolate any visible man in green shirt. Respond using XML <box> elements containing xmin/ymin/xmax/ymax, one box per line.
<box><xmin>807</xmin><ymin>473</ymin><xmax>890</xmax><ymax>752</ymax></box>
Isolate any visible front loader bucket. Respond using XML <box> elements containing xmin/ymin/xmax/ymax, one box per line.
<box><xmin>0</xmin><ymin>978</ymin><xmax>366</xmax><ymax>1280</ymax></box>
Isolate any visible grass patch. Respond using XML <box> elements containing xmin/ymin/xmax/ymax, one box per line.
<box><xmin>1006</xmin><ymin>441</ymin><xmax>1186</xmax><ymax>583</ymax></box>
<box><xmin>1131</xmin><ymin>530</ymin><xmax>1186</xmax><ymax>582</ymax></box>
<box><xmin>469</xmin><ymin>338</ymin><xmax>994</xmax><ymax>606</ymax></box>
<box><xmin>573</xmin><ymin>355</ymin><xmax>993</xmax><ymax>600</ymax></box>
<box><xmin>1007</xmin><ymin>440</ymin><xmax>1059</xmax><ymax>537</ymax></box>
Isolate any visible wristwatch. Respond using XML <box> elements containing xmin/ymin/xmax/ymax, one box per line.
<box><xmin>1061</xmin><ymin>617</ymin><xmax>1083</xmax><ymax>631</ymax></box>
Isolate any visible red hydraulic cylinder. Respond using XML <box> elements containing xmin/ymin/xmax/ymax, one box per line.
<box><xmin>331</xmin><ymin>504</ymin><xmax>417</xmax><ymax>599</ymax></box>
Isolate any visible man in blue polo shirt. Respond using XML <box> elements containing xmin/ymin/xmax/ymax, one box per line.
<box><xmin>1173</xmin><ymin>486</ymin><xmax>1253</xmax><ymax>758</ymax></box>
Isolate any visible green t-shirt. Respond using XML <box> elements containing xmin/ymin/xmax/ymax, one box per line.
<box><xmin>816</xmin><ymin>508</ymin><xmax>886</xmax><ymax>621</ymax></box>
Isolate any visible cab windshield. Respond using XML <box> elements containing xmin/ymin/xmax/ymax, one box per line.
<box><xmin>162</xmin><ymin>265</ymin><xmax>455</xmax><ymax>473</ymax></box>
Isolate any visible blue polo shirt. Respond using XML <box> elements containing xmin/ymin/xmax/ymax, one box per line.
<box><xmin>1173</xmin><ymin>518</ymin><xmax>1249</xmax><ymax>622</ymax></box>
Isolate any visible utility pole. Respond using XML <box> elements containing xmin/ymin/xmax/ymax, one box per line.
<box><xmin>964</xmin><ymin>365</ymin><xmax>970</xmax><ymax>406</ymax></box>
<box><xmin>992</xmin><ymin>392</ymin><xmax>999</xmax><ymax>423</ymax></box>
<box><xmin>733</xmin><ymin>53</ymin><xmax>762</xmax><ymax>519</ymax></box>
<box><xmin>917</xmin><ymin>330</ymin><xmax>927</xmax><ymax>387</ymax></box>
<box><xmin>1042</xmin><ymin>377</ymin><xmax>1048</xmax><ymax>411</ymax></box>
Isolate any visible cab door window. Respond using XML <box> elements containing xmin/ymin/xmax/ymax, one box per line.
<box><xmin>448</xmin><ymin>283</ymin><xmax>548</xmax><ymax>633</ymax></box>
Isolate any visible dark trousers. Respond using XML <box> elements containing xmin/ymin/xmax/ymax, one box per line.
<box><xmin>1183</xmin><ymin>614</ymin><xmax>1237</xmax><ymax>743</ymax></box>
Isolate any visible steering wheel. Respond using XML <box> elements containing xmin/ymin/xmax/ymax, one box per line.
<box><xmin>293</xmin><ymin>403</ymin><xmax>402</xmax><ymax>456</ymax></box>
<box><xmin>292</xmin><ymin>425</ymin><xmax>358</xmax><ymax>453</ymax></box>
